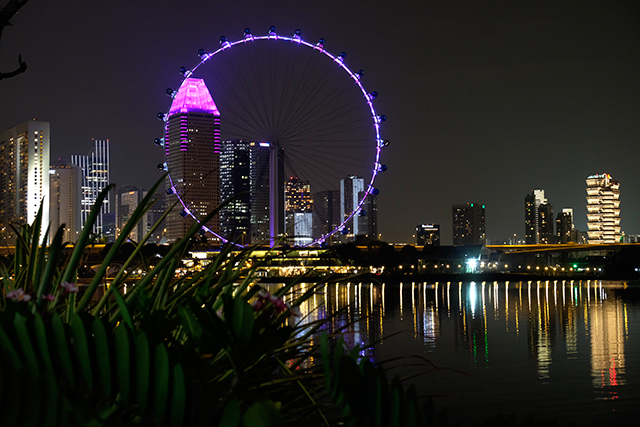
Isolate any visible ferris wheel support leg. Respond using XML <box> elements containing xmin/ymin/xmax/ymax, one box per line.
<box><xmin>269</xmin><ymin>143</ymin><xmax>279</xmax><ymax>248</ymax></box>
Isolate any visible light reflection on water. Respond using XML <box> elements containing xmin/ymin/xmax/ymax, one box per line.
<box><xmin>275</xmin><ymin>280</ymin><xmax>640</xmax><ymax>424</ymax></box>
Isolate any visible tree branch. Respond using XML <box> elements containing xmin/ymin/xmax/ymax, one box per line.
<box><xmin>0</xmin><ymin>0</ymin><xmax>31</xmax><ymax>80</ymax></box>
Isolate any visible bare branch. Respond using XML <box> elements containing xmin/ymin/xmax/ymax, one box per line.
<box><xmin>0</xmin><ymin>0</ymin><xmax>31</xmax><ymax>80</ymax></box>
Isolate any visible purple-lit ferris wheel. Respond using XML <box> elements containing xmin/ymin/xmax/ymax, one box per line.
<box><xmin>157</xmin><ymin>27</ymin><xmax>387</xmax><ymax>247</ymax></box>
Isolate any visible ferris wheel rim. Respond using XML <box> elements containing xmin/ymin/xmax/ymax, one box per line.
<box><xmin>162</xmin><ymin>27</ymin><xmax>386</xmax><ymax>247</ymax></box>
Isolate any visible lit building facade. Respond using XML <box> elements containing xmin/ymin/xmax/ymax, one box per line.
<box><xmin>0</xmin><ymin>120</ymin><xmax>50</xmax><ymax>243</ymax></box>
<box><xmin>340</xmin><ymin>175</ymin><xmax>364</xmax><ymax>242</ymax></box>
<box><xmin>358</xmin><ymin>190</ymin><xmax>377</xmax><ymax>239</ymax></box>
<box><xmin>49</xmin><ymin>161</ymin><xmax>82</xmax><ymax>243</ymax></box>
<box><xmin>538</xmin><ymin>202</ymin><xmax>554</xmax><ymax>244</ymax></box>
<box><xmin>586</xmin><ymin>173</ymin><xmax>621</xmax><ymax>244</ymax></box>
<box><xmin>452</xmin><ymin>203</ymin><xmax>485</xmax><ymax>246</ymax></box>
<box><xmin>71</xmin><ymin>139</ymin><xmax>110</xmax><ymax>235</ymax></box>
<box><xmin>524</xmin><ymin>189</ymin><xmax>546</xmax><ymax>244</ymax></box>
<box><xmin>250</xmin><ymin>142</ymin><xmax>284</xmax><ymax>244</ymax></box>
<box><xmin>285</xmin><ymin>176</ymin><xmax>313</xmax><ymax>246</ymax></box>
<box><xmin>556</xmin><ymin>208</ymin><xmax>574</xmax><ymax>244</ymax></box>
<box><xmin>312</xmin><ymin>190</ymin><xmax>340</xmax><ymax>245</ymax></box>
<box><xmin>416</xmin><ymin>224</ymin><xmax>440</xmax><ymax>246</ymax></box>
<box><xmin>220</xmin><ymin>139</ymin><xmax>252</xmax><ymax>244</ymax></box>
<box><xmin>164</xmin><ymin>78</ymin><xmax>221</xmax><ymax>243</ymax></box>
<box><xmin>117</xmin><ymin>185</ymin><xmax>145</xmax><ymax>242</ymax></box>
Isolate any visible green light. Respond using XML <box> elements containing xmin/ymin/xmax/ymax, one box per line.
<box><xmin>482</xmin><ymin>205</ymin><xmax>485</xmax><ymax>209</ymax></box>
<box><xmin>573</xmin><ymin>264</ymin><xmax>578</xmax><ymax>268</ymax></box>
<box><xmin>471</xmin><ymin>203</ymin><xmax>474</xmax><ymax>207</ymax></box>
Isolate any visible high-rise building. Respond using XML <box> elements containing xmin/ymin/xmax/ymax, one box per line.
<box><xmin>49</xmin><ymin>161</ymin><xmax>82</xmax><ymax>243</ymax></box>
<box><xmin>524</xmin><ymin>189</ymin><xmax>547</xmax><ymax>244</ymax></box>
<box><xmin>340</xmin><ymin>175</ymin><xmax>364</xmax><ymax>242</ymax></box>
<box><xmin>586</xmin><ymin>173</ymin><xmax>621</xmax><ymax>244</ymax></box>
<box><xmin>416</xmin><ymin>224</ymin><xmax>440</xmax><ymax>246</ymax></box>
<box><xmin>556</xmin><ymin>208</ymin><xmax>574</xmax><ymax>244</ymax></box>
<box><xmin>0</xmin><ymin>120</ymin><xmax>50</xmax><ymax>243</ymax></box>
<box><xmin>164</xmin><ymin>78</ymin><xmax>221</xmax><ymax>243</ymax></box>
<box><xmin>452</xmin><ymin>203</ymin><xmax>485</xmax><ymax>246</ymax></box>
<box><xmin>220</xmin><ymin>139</ymin><xmax>252</xmax><ymax>244</ymax></box>
<box><xmin>71</xmin><ymin>139</ymin><xmax>110</xmax><ymax>235</ymax></box>
<box><xmin>250</xmin><ymin>141</ymin><xmax>284</xmax><ymax>244</ymax></box>
<box><xmin>358</xmin><ymin>190</ymin><xmax>377</xmax><ymax>239</ymax></box>
<box><xmin>117</xmin><ymin>185</ymin><xmax>145</xmax><ymax>242</ymax></box>
<box><xmin>285</xmin><ymin>176</ymin><xmax>313</xmax><ymax>246</ymax></box>
<box><xmin>312</xmin><ymin>190</ymin><xmax>340</xmax><ymax>245</ymax></box>
<box><xmin>538</xmin><ymin>202</ymin><xmax>554</xmax><ymax>244</ymax></box>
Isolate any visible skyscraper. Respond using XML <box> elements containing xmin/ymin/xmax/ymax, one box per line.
<box><xmin>220</xmin><ymin>139</ymin><xmax>252</xmax><ymax>243</ymax></box>
<box><xmin>586</xmin><ymin>173</ymin><xmax>621</xmax><ymax>244</ymax></box>
<box><xmin>71</xmin><ymin>139</ymin><xmax>110</xmax><ymax>235</ymax></box>
<box><xmin>452</xmin><ymin>203</ymin><xmax>485</xmax><ymax>246</ymax></box>
<box><xmin>250</xmin><ymin>142</ymin><xmax>284</xmax><ymax>244</ymax></box>
<box><xmin>285</xmin><ymin>176</ymin><xmax>313</xmax><ymax>246</ymax></box>
<box><xmin>164</xmin><ymin>78</ymin><xmax>221</xmax><ymax>243</ymax></box>
<box><xmin>49</xmin><ymin>161</ymin><xmax>82</xmax><ymax>243</ymax></box>
<box><xmin>312</xmin><ymin>190</ymin><xmax>340</xmax><ymax>245</ymax></box>
<box><xmin>538</xmin><ymin>202</ymin><xmax>554</xmax><ymax>244</ymax></box>
<box><xmin>524</xmin><ymin>189</ymin><xmax>546</xmax><ymax>244</ymax></box>
<box><xmin>340</xmin><ymin>175</ymin><xmax>364</xmax><ymax>242</ymax></box>
<box><xmin>117</xmin><ymin>185</ymin><xmax>145</xmax><ymax>242</ymax></box>
<box><xmin>556</xmin><ymin>208</ymin><xmax>574</xmax><ymax>244</ymax></box>
<box><xmin>0</xmin><ymin>120</ymin><xmax>50</xmax><ymax>243</ymax></box>
<box><xmin>358</xmin><ymin>190</ymin><xmax>377</xmax><ymax>239</ymax></box>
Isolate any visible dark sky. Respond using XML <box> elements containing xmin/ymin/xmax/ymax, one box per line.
<box><xmin>1</xmin><ymin>0</ymin><xmax>639</xmax><ymax>244</ymax></box>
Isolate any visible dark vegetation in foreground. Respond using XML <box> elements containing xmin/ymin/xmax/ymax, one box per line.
<box><xmin>0</xmin><ymin>184</ymin><xmax>574</xmax><ymax>426</ymax></box>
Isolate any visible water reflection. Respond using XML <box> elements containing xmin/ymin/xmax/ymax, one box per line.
<box><xmin>279</xmin><ymin>280</ymin><xmax>639</xmax><ymax>422</ymax></box>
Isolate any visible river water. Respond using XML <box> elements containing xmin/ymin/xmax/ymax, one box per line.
<box><xmin>284</xmin><ymin>280</ymin><xmax>640</xmax><ymax>425</ymax></box>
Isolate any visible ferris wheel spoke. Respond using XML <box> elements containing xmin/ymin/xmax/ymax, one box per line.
<box><xmin>280</xmin><ymin>117</ymin><xmax>372</xmax><ymax>145</ymax></box>
<box><xmin>273</xmin><ymin>48</ymin><xmax>319</xmax><ymax>138</ymax></box>
<box><xmin>285</xmin><ymin>146</ymin><xmax>367</xmax><ymax>173</ymax></box>
<box><xmin>276</xmin><ymin>86</ymin><xmax>363</xmax><ymax>142</ymax></box>
<box><xmin>275</xmin><ymin>56</ymin><xmax>340</xmax><ymax>139</ymax></box>
<box><xmin>208</xmin><ymin>59</ymin><xmax>272</xmax><ymax>138</ymax></box>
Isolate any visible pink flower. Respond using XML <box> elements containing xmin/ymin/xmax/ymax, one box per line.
<box><xmin>43</xmin><ymin>294</ymin><xmax>56</xmax><ymax>301</ymax></box>
<box><xmin>251</xmin><ymin>289</ymin><xmax>300</xmax><ymax>318</ymax></box>
<box><xmin>6</xmin><ymin>289</ymin><xmax>31</xmax><ymax>302</ymax></box>
<box><xmin>61</xmin><ymin>281</ymin><xmax>78</xmax><ymax>294</ymax></box>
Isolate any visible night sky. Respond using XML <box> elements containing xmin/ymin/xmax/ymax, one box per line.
<box><xmin>1</xmin><ymin>0</ymin><xmax>639</xmax><ymax>244</ymax></box>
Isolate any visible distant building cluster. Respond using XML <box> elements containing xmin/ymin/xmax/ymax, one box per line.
<box><xmin>0</xmin><ymin>77</ymin><xmax>377</xmax><ymax>247</ymax></box>
<box><xmin>415</xmin><ymin>173</ymin><xmax>625</xmax><ymax>246</ymax></box>
<box><xmin>162</xmin><ymin>78</ymin><xmax>377</xmax><ymax>246</ymax></box>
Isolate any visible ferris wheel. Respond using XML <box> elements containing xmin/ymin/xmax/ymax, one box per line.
<box><xmin>157</xmin><ymin>27</ymin><xmax>388</xmax><ymax>247</ymax></box>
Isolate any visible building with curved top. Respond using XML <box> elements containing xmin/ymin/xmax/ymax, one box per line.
<box><xmin>586</xmin><ymin>173</ymin><xmax>620</xmax><ymax>244</ymax></box>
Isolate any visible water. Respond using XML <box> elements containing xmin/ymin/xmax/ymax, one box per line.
<box><xmin>283</xmin><ymin>280</ymin><xmax>640</xmax><ymax>425</ymax></box>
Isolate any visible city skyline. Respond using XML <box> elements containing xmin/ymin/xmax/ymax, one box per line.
<box><xmin>1</xmin><ymin>1</ymin><xmax>639</xmax><ymax>244</ymax></box>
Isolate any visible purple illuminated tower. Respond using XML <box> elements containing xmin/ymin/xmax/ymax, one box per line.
<box><xmin>165</xmin><ymin>78</ymin><xmax>221</xmax><ymax>242</ymax></box>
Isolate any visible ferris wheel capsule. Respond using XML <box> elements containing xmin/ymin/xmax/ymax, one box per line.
<box><xmin>157</xmin><ymin>113</ymin><xmax>166</xmax><ymax>120</ymax></box>
<box><xmin>154</xmin><ymin>137</ymin><xmax>164</xmax><ymax>146</ymax></box>
<box><xmin>268</xmin><ymin>26</ymin><xmax>277</xmax><ymax>36</ymax></box>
